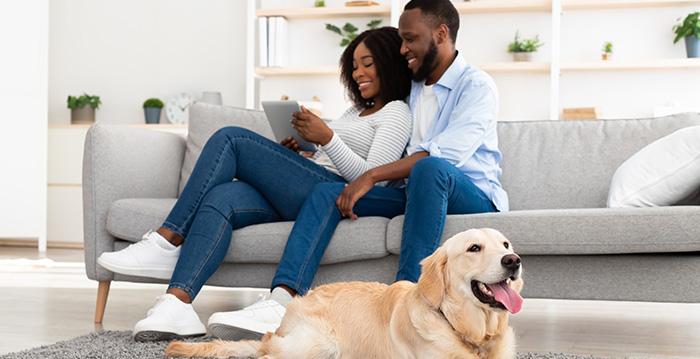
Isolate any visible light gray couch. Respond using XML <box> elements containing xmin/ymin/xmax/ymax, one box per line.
<box><xmin>83</xmin><ymin>104</ymin><xmax>700</xmax><ymax>323</ymax></box>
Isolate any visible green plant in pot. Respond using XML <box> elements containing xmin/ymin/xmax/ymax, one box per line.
<box><xmin>673</xmin><ymin>12</ymin><xmax>700</xmax><ymax>58</ymax></box>
<box><xmin>602</xmin><ymin>41</ymin><xmax>613</xmax><ymax>61</ymax></box>
<box><xmin>507</xmin><ymin>31</ymin><xmax>544</xmax><ymax>62</ymax></box>
<box><xmin>143</xmin><ymin>98</ymin><xmax>164</xmax><ymax>124</ymax></box>
<box><xmin>326</xmin><ymin>19</ymin><xmax>382</xmax><ymax>47</ymax></box>
<box><xmin>67</xmin><ymin>93</ymin><xmax>101</xmax><ymax>124</ymax></box>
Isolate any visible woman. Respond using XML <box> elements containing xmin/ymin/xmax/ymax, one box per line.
<box><xmin>97</xmin><ymin>26</ymin><xmax>413</xmax><ymax>342</ymax></box>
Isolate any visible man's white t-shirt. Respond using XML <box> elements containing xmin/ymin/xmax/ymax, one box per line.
<box><xmin>407</xmin><ymin>83</ymin><xmax>439</xmax><ymax>155</ymax></box>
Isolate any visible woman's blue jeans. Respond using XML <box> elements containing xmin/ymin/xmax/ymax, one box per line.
<box><xmin>271</xmin><ymin>156</ymin><xmax>497</xmax><ymax>295</ymax></box>
<box><xmin>161</xmin><ymin>126</ymin><xmax>344</xmax><ymax>300</ymax></box>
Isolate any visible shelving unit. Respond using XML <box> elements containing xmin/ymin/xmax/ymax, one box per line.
<box><xmin>246</xmin><ymin>0</ymin><xmax>700</xmax><ymax>120</ymax></box>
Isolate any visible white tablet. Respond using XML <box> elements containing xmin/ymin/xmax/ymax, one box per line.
<box><xmin>261</xmin><ymin>100</ymin><xmax>317</xmax><ymax>152</ymax></box>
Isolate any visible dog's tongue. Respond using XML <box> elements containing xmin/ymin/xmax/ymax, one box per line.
<box><xmin>486</xmin><ymin>282</ymin><xmax>523</xmax><ymax>314</ymax></box>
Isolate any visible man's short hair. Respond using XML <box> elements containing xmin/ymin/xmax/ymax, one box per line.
<box><xmin>404</xmin><ymin>0</ymin><xmax>460</xmax><ymax>44</ymax></box>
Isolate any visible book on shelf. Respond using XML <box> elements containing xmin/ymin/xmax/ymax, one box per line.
<box><xmin>273</xmin><ymin>16</ymin><xmax>288</xmax><ymax>67</ymax></box>
<box><xmin>263</xmin><ymin>16</ymin><xmax>288</xmax><ymax>68</ymax></box>
<box><xmin>562</xmin><ymin>107</ymin><xmax>599</xmax><ymax>120</ymax></box>
<box><xmin>258</xmin><ymin>17</ymin><xmax>268</xmax><ymax>67</ymax></box>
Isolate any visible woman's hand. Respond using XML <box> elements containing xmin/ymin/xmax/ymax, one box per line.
<box><xmin>291</xmin><ymin>106</ymin><xmax>333</xmax><ymax>145</ymax></box>
<box><xmin>281</xmin><ymin>137</ymin><xmax>314</xmax><ymax>158</ymax></box>
<box><xmin>280</xmin><ymin>136</ymin><xmax>301</xmax><ymax>152</ymax></box>
<box><xmin>336</xmin><ymin>173</ymin><xmax>375</xmax><ymax>220</ymax></box>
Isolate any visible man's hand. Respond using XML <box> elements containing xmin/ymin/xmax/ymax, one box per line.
<box><xmin>291</xmin><ymin>106</ymin><xmax>333</xmax><ymax>145</ymax></box>
<box><xmin>336</xmin><ymin>173</ymin><xmax>375</xmax><ymax>220</ymax></box>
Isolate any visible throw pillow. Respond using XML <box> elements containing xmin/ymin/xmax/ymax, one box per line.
<box><xmin>179</xmin><ymin>102</ymin><xmax>274</xmax><ymax>194</ymax></box>
<box><xmin>608</xmin><ymin>125</ymin><xmax>700</xmax><ymax>207</ymax></box>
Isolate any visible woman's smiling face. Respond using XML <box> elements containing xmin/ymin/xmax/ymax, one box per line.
<box><xmin>352</xmin><ymin>41</ymin><xmax>380</xmax><ymax>101</ymax></box>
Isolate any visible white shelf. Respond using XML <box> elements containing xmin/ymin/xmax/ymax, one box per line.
<box><xmin>256</xmin><ymin>62</ymin><xmax>551</xmax><ymax>77</ymax></box>
<box><xmin>455</xmin><ymin>0</ymin><xmax>551</xmax><ymax>13</ymax></box>
<box><xmin>561</xmin><ymin>58</ymin><xmax>700</xmax><ymax>71</ymax></box>
<box><xmin>256</xmin><ymin>6</ymin><xmax>390</xmax><ymax>19</ymax></box>
<box><xmin>256</xmin><ymin>66</ymin><xmax>339</xmax><ymax>77</ymax></box>
<box><xmin>562</xmin><ymin>0</ymin><xmax>700</xmax><ymax>10</ymax></box>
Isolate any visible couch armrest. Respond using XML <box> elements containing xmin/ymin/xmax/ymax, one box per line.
<box><xmin>82</xmin><ymin>124</ymin><xmax>186</xmax><ymax>281</ymax></box>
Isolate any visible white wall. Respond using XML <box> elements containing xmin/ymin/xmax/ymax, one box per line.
<box><xmin>257</xmin><ymin>0</ymin><xmax>700</xmax><ymax>120</ymax></box>
<box><xmin>0</xmin><ymin>0</ymin><xmax>48</xmax><ymax>245</ymax></box>
<box><xmin>49</xmin><ymin>0</ymin><xmax>249</xmax><ymax>125</ymax></box>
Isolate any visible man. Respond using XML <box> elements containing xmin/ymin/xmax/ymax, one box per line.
<box><xmin>207</xmin><ymin>0</ymin><xmax>509</xmax><ymax>338</ymax></box>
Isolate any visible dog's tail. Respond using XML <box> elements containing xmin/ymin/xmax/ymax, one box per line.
<box><xmin>165</xmin><ymin>339</ymin><xmax>261</xmax><ymax>358</ymax></box>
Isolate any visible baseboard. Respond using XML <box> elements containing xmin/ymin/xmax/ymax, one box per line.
<box><xmin>0</xmin><ymin>238</ymin><xmax>83</xmax><ymax>249</ymax></box>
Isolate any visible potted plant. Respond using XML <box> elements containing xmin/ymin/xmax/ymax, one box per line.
<box><xmin>143</xmin><ymin>98</ymin><xmax>164</xmax><ymax>124</ymax></box>
<box><xmin>67</xmin><ymin>93</ymin><xmax>101</xmax><ymax>124</ymax></box>
<box><xmin>673</xmin><ymin>12</ymin><xmax>700</xmax><ymax>58</ymax></box>
<box><xmin>602</xmin><ymin>41</ymin><xmax>613</xmax><ymax>60</ymax></box>
<box><xmin>507</xmin><ymin>31</ymin><xmax>544</xmax><ymax>62</ymax></box>
<box><xmin>314</xmin><ymin>0</ymin><xmax>325</xmax><ymax>7</ymax></box>
<box><xmin>326</xmin><ymin>19</ymin><xmax>382</xmax><ymax>47</ymax></box>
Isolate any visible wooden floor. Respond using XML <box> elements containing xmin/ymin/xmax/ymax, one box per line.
<box><xmin>1</xmin><ymin>247</ymin><xmax>699</xmax><ymax>358</ymax></box>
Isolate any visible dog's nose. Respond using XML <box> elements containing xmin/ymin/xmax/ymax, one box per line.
<box><xmin>501</xmin><ymin>254</ymin><xmax>521</xmax><ymax>271</ymax></box>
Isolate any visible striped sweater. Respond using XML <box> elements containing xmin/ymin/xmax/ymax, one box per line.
<box><xmin>311</xmin><ymin>100</ymin><xmax>412</xmax><ymax>184</ymax></box>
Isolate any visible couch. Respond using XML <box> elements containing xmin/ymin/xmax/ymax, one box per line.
<box><xmin>83</xmin><ymin>104</ymin><xmax>700</xmax><ymax>323</ymax></box>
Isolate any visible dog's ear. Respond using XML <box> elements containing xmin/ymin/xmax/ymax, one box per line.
<box><xmin>417</xmin><ymin>247</ymin><xmax>448</xmax><ymax>308</ymax></box>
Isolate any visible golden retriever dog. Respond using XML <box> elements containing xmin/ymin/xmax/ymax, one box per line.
<box><xmin>166</xmin><ymin>228</ymin><xmax>524</xmax><ymax>359</ymax></box>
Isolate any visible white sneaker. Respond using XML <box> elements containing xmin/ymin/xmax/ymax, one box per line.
<box><xmin>207</xmin><ymin>296</ymin><xmax>286</xmax><ymax>340</ymax></box>
<box><xmin>97</xmin><ymin>230</ymin><xmax>179</xmax><ymax>280</ymax></box>
<box><xmin>133</xmin><ymin>294</ymin><xmax>206</xmax><ymax>342</ymax></box>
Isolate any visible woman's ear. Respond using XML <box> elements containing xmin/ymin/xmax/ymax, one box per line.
<box><xmin>417</xmin><ymin>247</ymin><xmax>448</xmax><ymax>308</ymax></box>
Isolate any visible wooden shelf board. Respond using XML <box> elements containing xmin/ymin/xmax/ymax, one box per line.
<box><xmin>256</xmin><ymin>6</ymin><xmax>390</xmax><ymax>19</ymax></box>
<box><xmin>455</xmin><ymin>0</ymin><xmax>551</xmax><ymax>13</ymax></box>
<box><xmin>562</xmin><ymin>0</ymin><xmax>700</xmax><ymax>10</ymax></box>
<box><xmin>256</xmin><ymin>66</ymin><xmax>340</xmax><ymax>76</ymax></box>
<box><xmin>561</xmin><ymin>58</ymin><xmax>700</xmax><ymax>71</ymax></box>
<box><xmin>256</xmin><ymin>62</ymin><xmax>550</xmax><ymax>77</ymax></box>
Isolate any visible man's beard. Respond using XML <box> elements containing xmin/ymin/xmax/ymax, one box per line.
<box><xmin>413</xmin><ymin>40</ymin><xmax>439</xmax><ymax>82</ymax></box>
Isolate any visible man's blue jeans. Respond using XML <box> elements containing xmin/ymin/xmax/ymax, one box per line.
<box><xmin>271</xmin><ymin>156</ymin><xmax>497</xmax><ymax>295</ymax></box>
<box><xmin>161</xmin><ymin>126</ymin><xmax>345</xmax><ymax>300</ymax></box>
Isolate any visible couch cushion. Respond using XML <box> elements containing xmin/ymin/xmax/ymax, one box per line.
<box><xmin>179</xmin><ymin>103</ymin><xmax>274</xmax><ymax>194</ymax></box>
<box><xmin>497</xmin><ymin>113</ymin><xmax>700</xmax><ymax>210</ymax></box>
<box><xmin>608</xmin><ymin>125</ymin><xmax>700</xmax><ymax>207</ymax></box>
<box><xmin>107</xmin><ymin>198</ymin><xmax>389</xmax><ymax>264</ymax></box>
<box><xmin>386</xmin><ymin>206</ymin><xmax>700</xmax><ymax>255</ymax></box>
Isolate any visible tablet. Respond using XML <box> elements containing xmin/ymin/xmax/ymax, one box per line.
<box><xmin>261</xmin><ymin>100</ymin><xmax>317</xmax><ymax>152</ymax></box>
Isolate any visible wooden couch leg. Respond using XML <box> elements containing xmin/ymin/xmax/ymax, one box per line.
<box><xmin>95</xmin><ymin>281</ymin><xmax>111</xmax><ymax>324</ymax></box>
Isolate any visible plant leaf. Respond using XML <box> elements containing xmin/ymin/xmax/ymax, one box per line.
<box><xmin>343</xmin><ymin>22</ymin><xmax>358</xmax><ymax>33</ymax></box>
<box><xmin>325</xmin><ymin>23</ymin><xmax>342</xmax><ymax>35</ymax></box>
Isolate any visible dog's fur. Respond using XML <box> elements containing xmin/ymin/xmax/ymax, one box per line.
<box><xmin>166</xmin><ymin>228</ymin><xmax>524</xmax><ymax>359</ymax></box>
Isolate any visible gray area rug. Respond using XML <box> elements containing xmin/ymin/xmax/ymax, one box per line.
<box><xmin>0</xmin><ymin>331</ymin><xmax>635</xmax><ymax>359</ymax></box>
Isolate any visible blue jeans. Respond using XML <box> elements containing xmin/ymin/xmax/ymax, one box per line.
<box><xmin>271</xmin><ymin>156</ymin><xmax>497</xmax><ymax>295</ymax></box>
<box><xmin>161</xmin><ymin>126</ymin><xmax>344</xmax><ymax>300</ymax></box>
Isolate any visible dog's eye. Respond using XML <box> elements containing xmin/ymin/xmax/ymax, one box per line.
<box><xmin>467</xmin><ymin>244</ymin><xmax>481</xmax><ymax>252</ymax></box>
<box><xmin>504</xmin><ymin>242</ymin><xmax>509</xmax><ymax>249</ymax></box>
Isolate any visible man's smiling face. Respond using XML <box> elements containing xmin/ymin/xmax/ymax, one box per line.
<box><xmin>399</xmin><ymin>8</ymin><xmax>439</xmax><ymax>82</ymax></box>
